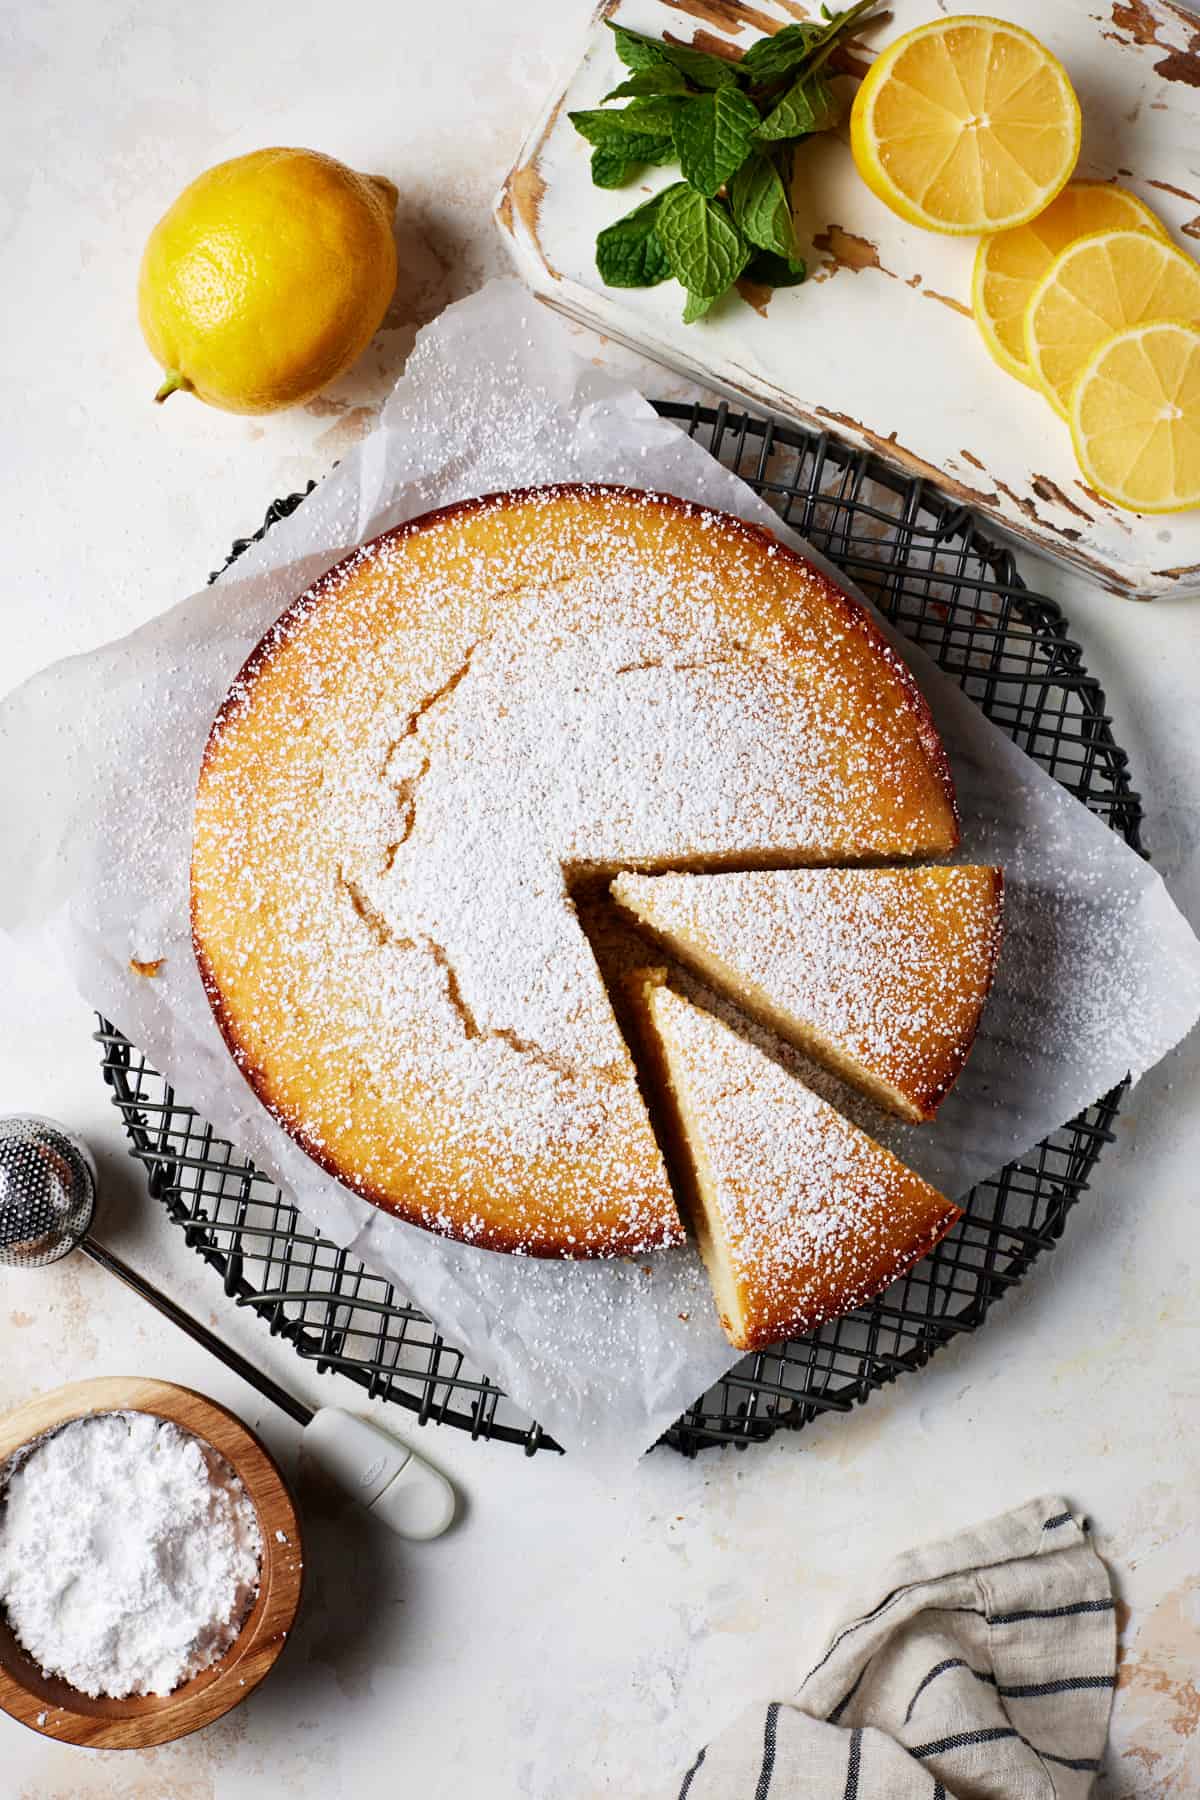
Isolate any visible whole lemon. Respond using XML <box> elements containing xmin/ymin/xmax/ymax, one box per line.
<box><xmin>138</xmin><ymin>148</ymin><xmax>398</xmax><ymax>414</ymax></box>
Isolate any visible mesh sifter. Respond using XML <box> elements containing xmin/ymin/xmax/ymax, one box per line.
<box><xmin>96</xmin><ymin>399</ymin><xmax>1143</xmax><ymax>1458</ymax></box>
<box><xmin>0</xmin><ymin>1118</ymin><xmax>97</xmax><ymax>1269</ymax></box>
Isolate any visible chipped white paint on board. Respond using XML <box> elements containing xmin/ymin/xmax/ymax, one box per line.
<box><xmin>497</xmin><ymin>0</ymin><xmax>1200</xmax><ymax>598</ymax></box>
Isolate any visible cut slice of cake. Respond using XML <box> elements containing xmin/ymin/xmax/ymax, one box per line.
<box><xmin>612</xmin><ymin>866</ymin><xmax>1003</xmax><ymax>1124</ymax></box>
<box><xmin>626</xmin><ymin>972</ymin><xmax>961</xmax><ymax>1351</ymax></box>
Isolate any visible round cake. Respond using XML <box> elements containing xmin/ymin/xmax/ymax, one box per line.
<box><xmin>191</xmin><ymin>485</ymin><xmax>959</xmax><ymax>1257</ymax></box>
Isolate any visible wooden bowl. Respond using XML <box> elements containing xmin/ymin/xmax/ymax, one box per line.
<box><xmin>0</xmin><ymin>1376</ymin><xmax>304</xmax><ymax>1749</ymax></box>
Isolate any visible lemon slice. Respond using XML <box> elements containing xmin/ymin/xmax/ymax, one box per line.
<box><xmin>1025</xmin><ymin>228</ymin><xmax>1200</xmax><ymax>416</ymax></box>
<box><xmin>973</xmin><ymin>183</ymin><xmax>1165</xmax><ymax>384</ymax></box>
<box><xmin>850</xmin><ymin>15</ymin><xmax>1081</xmax><ymax>236</ymax></box>
<box><xmin>1069</xmin><ymin>320</ymin><xmax>1200</xmax><ymax>514</ymax></box>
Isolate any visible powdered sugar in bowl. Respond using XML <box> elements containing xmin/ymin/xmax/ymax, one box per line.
<box><xmin>0</xmin><ymin>1377</ymin><xmax>303</xmax><ymax>1749</ymax></box>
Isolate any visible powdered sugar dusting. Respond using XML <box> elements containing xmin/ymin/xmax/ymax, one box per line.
<box><xmin>194</xmin><ymin>485</ymin><xmax>956</xmax><ymax>1257</ymax></box>
<box><xmin>644</xmin><ymin>983</ymin><xmax>958</xmax><ymax>1347</ymax></box>
<box><xmin>613</xmin><ymin>866</ymin><xmax>1003</xmax><ymax>1118</ymax></box>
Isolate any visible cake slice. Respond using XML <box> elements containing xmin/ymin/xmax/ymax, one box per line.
<box><xmin>627</xmin><ymin>972</ymin><xmax>961</xmax><ymax>1351</ymax></box>
<box><xmin>612</xmin><ymin>866</ymin><xmax>1003</xmax><ymax>1124</ymax></box>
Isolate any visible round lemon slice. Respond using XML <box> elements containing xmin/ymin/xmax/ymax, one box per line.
<box><xmin>973</xmin><ymin>183</ymin><xmax>1165</xmax><ymax>385</ymax></box>
<box><xmin>1025</xmin><ymin>228</ymin><xmax>1200</xmax><ymax>417</ymax></box>
<box><xmin>850</xmin><ymin>15</ymin><xmax>1081</xmax><ymax>236</ymax></box>
<box><xmin>1069</xmin><ymin>320</ymin><xmax>1200</xmax><ymax>514</ymax></box>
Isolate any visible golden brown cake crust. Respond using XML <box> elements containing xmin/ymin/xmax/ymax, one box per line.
<box><xmin>192</xmin><ymin>484</ymin><xmax>960</xmax><ymax>1257</ymax></box>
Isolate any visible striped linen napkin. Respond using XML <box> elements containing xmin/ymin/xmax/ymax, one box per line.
<box><xmin>672</xmin><ymin>1497</ymin><xmax>1116</xmax><ymax>1799</ymax></box>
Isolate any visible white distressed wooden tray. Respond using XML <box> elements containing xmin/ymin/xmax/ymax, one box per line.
<box><xmin>496</xmin><ymin>0</ymin><xmax>1200</xmax><ymax>598</ymax></box>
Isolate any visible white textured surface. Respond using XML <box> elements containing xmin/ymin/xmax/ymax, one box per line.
<box><xmin>2</xmin><ymin>2</ymin><xmax>1200</xmax><ymax>1794</ymax></box>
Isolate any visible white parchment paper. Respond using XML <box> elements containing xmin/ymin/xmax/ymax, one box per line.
<box><xmin>2</xmin><ymin>278</ymin><xmax>1199</xmax><ymax>1466</ymax></box>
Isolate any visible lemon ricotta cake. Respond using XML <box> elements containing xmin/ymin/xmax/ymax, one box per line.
<box><xmin>612</xmin><ymin>866</ymin><xmax>1003</xmax><ymax>1123</ymax></box>
<box><xmin>627</xmin><ymin>971</ymin><xmax>961</xmax><ymax>1349</ymax></box>
<box><xmin>191</xmin><ymin>485</ymin><xmax>959</xmax><ymax>1258</ymax></box>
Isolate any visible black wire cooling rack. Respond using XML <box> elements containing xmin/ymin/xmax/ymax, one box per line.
<box><xmin>96</xmin><ymin>399</ymin><xmax>1145</xmax><ymax>1458</ymax></box>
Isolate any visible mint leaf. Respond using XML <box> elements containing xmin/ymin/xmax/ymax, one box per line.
<box><xmin>591</xmin><ymin>144</ymin><xmax>651</xmax><ymax>188</ymax></box>
<box><xmin>805</xmin><ymin>0</ymin><xmax>882</xmax><ymax>69</ymax></box>
<box><xmin>591</xmin><ymin>145</ymin><xmax>630</xmax><ymax>188</ymax></box>
<box><xmin>672</xmin><ymin>84</ymin><xmax>760</xmax><ymax>199</ymax></box>
<box><xmin>755</xmin><ymin>72</ymin><xmax>840</xmax><ymax>141</ymax></box>
<box><xmin>595</xmin><ymin>187</ymin><xmax>679</xmax><ymax>287</ymax></box>
<box><xmin>657</xmin><ymin>186</ymin><xmax>749</xmax><ymax>297</ymax></box>
<box><xmin>605</xmin><ymin>19</ymin><xmax>737</xmax><ymax>89</ymax></box>
<box><xmin>590</xmin><ymin>132</ymin><xmax>676</xmax><ymax>186</ymax></box>
<box><xmin>570</xmin><ymin>108</ymin><xmax>631</xmax><ymax>147</ymax></box>
<box><xmin>741</xmin><ymin>2</ymin><xmax>879</xmax><ymax>83</ymax></box>
<box><xmin>739</xmin><ymin>21</ymin><xmax>824</xmax><ymax>80</ymax></box>
<box><xmin>729</xmin><ymin>152</ymin><xmax>797</xmax><ymax>259</ymax></box>
<box><xmin>570</xmin><ymin>103</ymin><xmax>684</xmax><ymax>147</ymax></box>
<box><xmin>659</xmin><ymin>39</ymin><xmax>740</xmax><ymax>89</ymax></box>
<box><xmin>683</xmin><ymin>287</ymin><xmax>720</xmax><ymax>323</ymax></box>
<box><xmin>607</xmin><ymin>21</ymin><xmax>669</xmax><ymax>72</ymax></box>
<box><xmin>744</xmin><ymin>248</ymin><xmax>807</xmax><ymax>287</ymax></box>
<box><xmin>619</xmin><ymin>94</ymin><xmax>690</xmax><ymax>134</ymax></box>
<box><xmin>602</xmin><ymin>66</ymin><xmax>689</xmax><ymax>101</ymax></box>
<box><xmin>576</xmin><ymin>118</ymin><xmax>675</xmax><ymax>176</ymax></box>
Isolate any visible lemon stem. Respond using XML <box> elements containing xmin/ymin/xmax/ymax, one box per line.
<box><xmin>154</xmin><ymin>370</ymin><xmax>192</xmax><ymax>404</ymax></box>
<box><xmin>367</xmin><ymin>173</ymin><xmax>399</xmax><ymax>215</ymax></box>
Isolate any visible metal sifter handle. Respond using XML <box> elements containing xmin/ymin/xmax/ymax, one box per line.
<box><xmin>0</xmin><ymin>1115</ymin><xmax>457</xmax><ymax>1540</ymax></box>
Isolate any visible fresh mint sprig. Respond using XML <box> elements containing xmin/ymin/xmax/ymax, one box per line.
<box><xmin>569</xmin><ymin>1</ymin><xmax>880</xmax><ymax>322</ymax></box>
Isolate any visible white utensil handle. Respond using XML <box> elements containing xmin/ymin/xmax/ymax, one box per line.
<box><xmin>302</xmin><ymin>1407</ymin><xmax>456</xmax><ymax>1540</ymax></box>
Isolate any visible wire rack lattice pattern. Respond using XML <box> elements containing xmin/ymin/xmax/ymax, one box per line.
<box><xmin>97</xmin><ymin>401</ymin><xmax>1142</xmax><ymax>1457</ymax></box>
